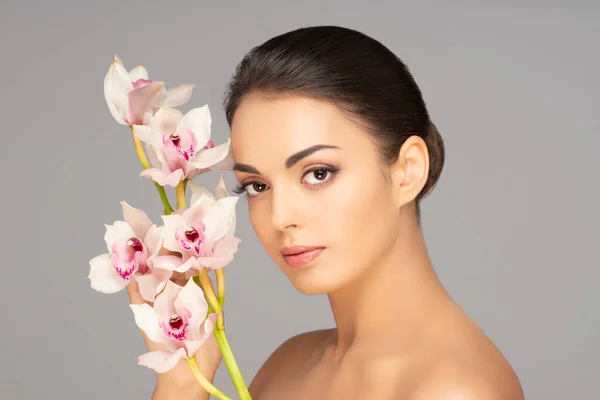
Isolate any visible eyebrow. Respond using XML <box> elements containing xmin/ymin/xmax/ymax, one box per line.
<box><xmin>233</xmin><ymin>144</ymin><xmax>340</xmax><ymax>175</ymax></box>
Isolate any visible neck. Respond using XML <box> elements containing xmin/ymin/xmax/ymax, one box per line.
<box><xmin>326</xmin><ymin>214</ymin><xmax>451</xmax><ymax>359</ymax></box>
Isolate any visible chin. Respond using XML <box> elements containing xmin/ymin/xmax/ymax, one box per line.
<box><xmin>283</xmin><ymin>263</ymin><xmax>353</xmax><ymax>295</ymax></box>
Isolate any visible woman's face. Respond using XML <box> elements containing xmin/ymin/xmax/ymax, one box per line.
<box><xmin>230</xmin><ymin>94</ymin><xmax>403</xmax><ymax>295</ymax></box>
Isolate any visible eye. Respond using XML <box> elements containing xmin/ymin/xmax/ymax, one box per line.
<box><xmin>302</xmin><ymin>166</ymin><xmax>339</xmax><ymax>186</ymax></box>
<box><xmin>233</xmin><ymin>181</ymin><xmax>269</xmax><ymax>197</ymax></box>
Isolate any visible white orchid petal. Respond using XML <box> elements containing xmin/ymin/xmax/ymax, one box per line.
<box><xmin>131</xmin><ymin>125</ymin><xmax>153</xmax><ymax>144</ymax></box>
<box><xmin>190</xmin><ymin>140</ymin><xmax>231</xmax><ymax>170</ymax></box>
<box><xmin>129</xmin><ymin>304</ymin><xmax>163</xmax><ymax>343</ymax></box>
<box><xmin>174</xmin><ymin>279</ymin><xmax>208</xmax><ymax>341</ymax></box>
<box><xmin>150</xmin><ymin>106</ymin><xmax>183</xmax><ymax>138</ymax></box>
<box><xmin>181</xmin><ymin>199</ymin><xmax>210</xmax><ymax>230</ymax></box>
<box><xmin>120</xmin><ymin>201</ymin><xmax>153</xmax><ymax>239</ymax></box>
<box><xmin>209</xmin><ymin>149</ymin><xmax>235</xmax><ymax>171</ymax></box>
<box><xmin>145</xmin><ymin>143</ymin><xmax>163</xmax><ymax>169</ymax></box>
<box><xmin>186</xmin><ymin>314</ymin><xmax>218</xmax><ymax>357</ymax></box>
<box><xmin>128</xmin><ymin>65</ymin><xmax>148</xmax><ymax>81</ymax></box>
<box><xmin>202</xmin><ymin>197</ymin><xmax>239</xmax><ymax>244</ymax></box>
<box><xmin>144</xmin><ymin>226</ymin><xmax>164</xmax><ymax>255</ymax></box>
<box><xmin>139</xmin><ymin>168</ymin><xmax>184</xmax><ymax>187</ymax></box>
<box><xmin>88</xmin><ymin>253</ymin><xmax>129</xmax><ymax>293</ymax></box>
<box><xmin>104</xmin><ymin>221</ymin><xmax>135</xmax><ymax>250</ymax></box>
<box><xmin>164</xmin><ymin>84</ymin><xmax>196</xmax><ymax>107</ymax></box>
<box><xmin>136</xmin><ymin>348</ymin><xmax>187</xmax><ymax>373</ymax></box>
<box><xmin>215</xmin><ymin>175</ymin><xmax>229</xmax><ymax>199</ymax></box>
<box><xmin>178</xmin><ymin>105</ymin><xmax>212</xmax><ymax>148</ymax></box>
<box><xmin>104</xmin><ymin>55</ymin><xmax>133</xmax><ymax>125</ymax></box>
<box><xmin>152</xmin><ymin>255</ymin><xmax>196</xmax><ymax>273</ymax></box>
<box><xmin>127</xmin><ymin>82</ymin><xmax>167</xmax><ymax>126</ymax></box>
<box><xmin>135</xmin><ymin>268</ymin><xmax>172</xmax><ymax>302</ymax></box>
<box><xmin>160</xmin><ymin>214</ymin><xmax>189</xmax><ymax>252</ymax></box>
<box><xmin>188</xmin><ymin>182</ymin><xmax>215</xmax><ymax>207</ymax></box>
<box><xmin>154</xmin><ymin>280</ymin><xmax>181</xmax><ymax>322</ymax></box>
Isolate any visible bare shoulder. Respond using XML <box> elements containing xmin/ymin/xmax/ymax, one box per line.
<box><xmin>248</xmin><ymin>328</ymin><xmax>334</xmax><ymax>398</ymax></box>
<box><xmin>409</xmin><ymin>358</ymin><xmax>525</xmax><ymax>400</ymax></box>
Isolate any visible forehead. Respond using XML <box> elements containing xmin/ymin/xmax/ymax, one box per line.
<box><xmin>230</xmin><ymin>94</ymin><xmax>367</xmax><ymax>161</ymax></box>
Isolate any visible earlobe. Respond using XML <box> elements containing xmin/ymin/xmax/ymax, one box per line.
<box><xmin>393</xmin><ymin>135</ymin><xmax>429</xmax><ymax>205</ymax></box>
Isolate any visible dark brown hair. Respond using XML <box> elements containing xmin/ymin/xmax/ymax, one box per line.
<box><xmin>223</xmin><ymin>25</ymin><xmax>444</xmax><ymax>215</ymax></box>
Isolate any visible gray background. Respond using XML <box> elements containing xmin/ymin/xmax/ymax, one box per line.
<box><xmin>1</xmin><ymin>1</ymin><xmax>598</xmax><ymax>399</ymax></box>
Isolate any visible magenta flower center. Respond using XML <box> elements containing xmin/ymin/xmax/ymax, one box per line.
<box><xmin>160</xmin><ymin>310</ymin><xmax>191</xmax><ymax>341</ymax></box>
<box><xmin>111</xmin><ymin>237</ymin><xmax>148</xmax><ymax>280</ymax></box>
<box><xmin>176</xmin><ymin>224</ymin><xmax>205</xmax><ymax>257</ymax></box>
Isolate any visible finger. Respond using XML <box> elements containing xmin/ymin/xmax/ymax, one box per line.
<box><xmin>125</xmin><ymin>278</ymin><xmax>146</xmax><ymax>305</ymax></box>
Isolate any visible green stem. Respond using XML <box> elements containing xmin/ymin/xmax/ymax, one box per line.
<box><xmin>213</xmin><ymin>328</ymin><xmax>252</xmax><ymax>400</ymax></box>
<box><xmin>216</xmin><ymin>268</ymin><xmax>225</xmax><ymax>307</ymax></box>
<box><xmin>197</xmin><ymin>271</ymin><xmax>252</xmax><ymax>399</ymax></box>
<box><xmin>130</xmin><ymin>125</ymin><xmax>173</xmax><ymax>214</ymax></box>
<box><xmin>198</xmin><ymin>270</ymin><xmax>223</xmax><ymax>330</ymax></box>
<box><xmin>176</xmin><ymin>180</ymin><xmax>187</xmax><ymax>209</ymax></box>
<box><xmin>185</xmin><ymin>356</ymin><xmax>231</xmax><ymax>400</ymax></box>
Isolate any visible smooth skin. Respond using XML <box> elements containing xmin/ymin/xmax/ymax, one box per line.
<box><xmin>129</xmin><ymin>94</ymin><xmax>525</xmax><ymax>399</ymax></box>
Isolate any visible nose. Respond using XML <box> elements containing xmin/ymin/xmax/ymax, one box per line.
<box><xmin>270</xmin><ymin>185</ymin><xmax>301</xmax><ymax>231</ymax></box>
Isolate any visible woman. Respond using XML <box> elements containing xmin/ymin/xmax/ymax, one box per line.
<box><xmin>128</xmin><ymin>25</ymin><xmax>525</xmax><ymax>399</ymax></box>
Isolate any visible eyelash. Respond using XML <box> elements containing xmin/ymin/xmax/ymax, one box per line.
<box><xmin>233</xmin><ymin>165</ymin><xmax>341</xmax><ymax>197</ymax></box>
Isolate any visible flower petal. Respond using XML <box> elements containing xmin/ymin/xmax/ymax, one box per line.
<box><xmin>104</xmin><ymin>221</ymin><xmax>135</xmax><ymax>250</ymax></box>
<box><xmin>130</xmin><ymin>303</ymin><xmax>163</xmax><ymax>343</ymax></box>
<box><xmin>160</xmin><ymin>214</ymin><xmax>189</xmax><ymax>252</ymax></box>
<box><xmin>153</xmin><ymin>280</ymin><xmax>181</xmax><ymax>322</ymax></box>
<box><xmin>121</xmin><ymin>201</ymin><xmax>153</xmax><ymax>239</ymax></box>
<box><xmin>139</xmin><ymin>168</ymin><xmax>184</xmax><ymax>187</ymax></box>
<box><xmin>128</xmin><ymin>65</ymin><xmax>148</xmax><ymax>81</ymax></box>
<box><xmin>178</xmin><ymin>105</ymin><xmax>211</xmax><ymax>148</ymax></box>
<box><xmin>164</xmin><ymin>84</ymin><xmax>195</xmax><ymax>107</ymax></box>
<box><xmin>88</xmin><ymin>253</ymin><xmax>129</xmax><ymax>293</ymax></box>
<box><xmin>209</xmin><ymin>149</ymin><xmax>235</xmax><ymax>171</ymax></box>
<box><xmin>144</xmin><ymin>225</ymin><xmax>164</xmax><ymax>256</ymax></box>
<box><xmin>131</xmin><ymin>124</ymin><xmax>153</xmax><ymax>144</ymax></box>
<box><xmin>181</xmin><ymin>198</ymin><xmax>210</xmax><ymax>230</ymax></box>
<box><xmin>214</xmin><ymin>176</ymin><xmax>236</xmax><ymax>235</ymax></box>
<box><xmin>197</xmin><ymin>236</ymin><xmax>240</xmax><ymax>270</ymax></box>
<box><xmin>136</xmin><ymin>348</ymin><xmax>187</xmax><ymax>373</ymax></box>
<box><xmin>184</xmin><ymin>313</ymin><xmax>218</xmax><ymax>358</ymax></box>
<box><xmin>135</xmin><ymin>268</ymin><xmax>173</xmax><ymax>302</ymax></box>
<box><xmin>104</xmin><ymin>55</ymin><xmax>133</xmax><ymax>125</ymax></box>
<box><xmin>152</xmin><ymin>255</ymin><xmax>197</xmax><ymax>273</ymax></box>
<box><xmin>150</xmin><ymin>106</ymin><xmax>183</xmax><ymax>139</ymax></box>
<box><xmin>174</xmin><ymin>278</ymin><xmax>208</xmax><ymax>341</ymax></box>
<box><xmin>127</xmin><ymin>81</ymin><xmax>167</xmax><ymax>125</ymax></box>
<box><xmin>188</xmin><ymin>182</ymin><xmax>215</xmax><ymax>207</ymax></box>
<box><xmin>215</xmin><ymin>175</ymin><xmax>229</xmax><ymax>199</ymax></box>
<box><xmin>189</xmin><ymin>139</ymin><xmax>231</xmax><ymax>170</ymax></box>
<box><xmin>202</xmin><ymin>196</ymin><xmax>239</xmax><ymax>244</ymax></box>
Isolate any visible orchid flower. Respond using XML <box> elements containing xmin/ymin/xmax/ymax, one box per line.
<box><xmin>130</xmin><ymin>279</ymin><xmax>219</xmax><ymax>373</ymax></box>
<box><xmin>104</xmin><ymin>54</ymin><xmax>195</xmax><ymax>126</ymax></box>
<box><xmin>132</xmin><ymin>105</ymin><xmax>232</xmax><ymax>187</ymax></box>
<box><xmin>152</xmin><ymin>186</ymin><xmax>240</xmax><ymax>273</ymax></box>
<box><xmin>88</xmin><ymin>201</ymin><xmax>172</xmax><ymax>302</ymax></box>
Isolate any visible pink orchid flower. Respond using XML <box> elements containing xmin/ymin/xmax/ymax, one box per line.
<box><xmin>133</xmin><ymin>105</ymin><xmax>232</xmax><ymax>187</ymax></box>
<box><xmin>88</xmin><ymin>201</ymin><xmax>172</xmax><ymax>302</ymax></box>
<box><xmin>130</xmin><ymin>278</ymin><xmax>219</xmax><ymax>373</ymax></box>
<box><xmin>104</xmin><ymin>54</ymin><xmax>195</xmax><ymax>126</ymax></box>
<box><xmin>152</xmin><ymin>187</ymin><xmax>240</xmax><ymax>273</ymax></box>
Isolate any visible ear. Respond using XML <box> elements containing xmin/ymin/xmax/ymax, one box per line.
<box><xmin>389</xmin><ymin>135</ymin><xmax>429</xmax><ymax>207</ymax></box>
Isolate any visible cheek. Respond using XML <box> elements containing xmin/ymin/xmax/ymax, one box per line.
<box><xmin>324</xmin><ymin>172</ymin><xmax>397</xmax><ymax>253</ymax></box>
<box><xmin>248</xmin><ymin>201</ymin><xmax>278</xmax><ymax>252</ymax></box>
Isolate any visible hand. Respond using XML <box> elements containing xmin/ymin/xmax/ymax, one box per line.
<box><xmin>126</xmin><ymin>272</ymin><xmax>223</xmax><ymax>393</ymax></box>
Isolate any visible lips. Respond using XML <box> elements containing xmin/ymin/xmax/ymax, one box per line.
<box><xmin>280</xmin><ymin>245</ymin><xmax>325</xmax><ymax>268</ymax></box>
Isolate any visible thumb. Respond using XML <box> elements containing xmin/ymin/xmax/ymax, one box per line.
<box><xmin>126</xmin><ymin>278</ymin><xmax>146</xmax><ymax>305</ymax></box>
